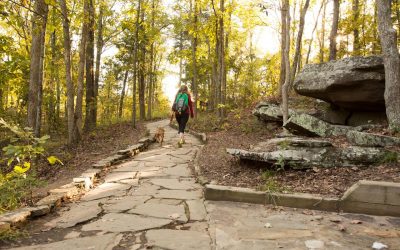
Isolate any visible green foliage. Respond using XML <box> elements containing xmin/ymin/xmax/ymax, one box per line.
<box><xmin>0</xmin><ymin>174</ymin><xmax>43</xmax><ymax>213</ymax></box>
<box><xmin>380</xmin><ymin>151</ymin><xmax>398</xmax><ymax>164</ymax></box>
<box><xmin>259</xmin><ymin>170</ymin><xmax>282</xmax><ymax>193</ymax></box>
<box><xmin>0</xmin><ymin>118</ymin><xmax>62</xmax><ymax>174</ymax></box>
<box><xmin>0</xmin><ymin>228</ymin><xmax>28</xmax><ymax>242</ymax></box>
<box><xmin>0</xmin><ymin>118</ymin><xmax>60</xmax><ymax>213</ymax></box>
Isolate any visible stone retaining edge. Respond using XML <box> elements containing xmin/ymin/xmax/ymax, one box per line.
<box><xmin>0</xmin><ymin>134</ymin><xmax>156</xmax><ymax>230</ymax></box>
<box><xmin>205</xmin><ymin>181</ymin><xmax>400</xmax><ymax>217</ymax></box>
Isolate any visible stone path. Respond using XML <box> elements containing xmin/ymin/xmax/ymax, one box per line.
<box><xmin>6</xmin><ymin>120</ymin><xmax>400</xmax><ymax>249</ymax></box>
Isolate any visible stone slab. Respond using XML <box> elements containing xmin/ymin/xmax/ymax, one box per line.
<box><xmin>48</xmin><ymin>200</ymin><xmax>102</xmax><ymax>228</ymax></box>
<box><xmin>0</xmin><ymin>209</ymin><xmax>31</xmax><ymax>224</ymax></box>
<box><xmin>81</xmin><ymin>213</ymin><xmax>172</xmax><ymax>233</ymax></box>
<box><xmin>112</xmin><ymin>161</ymin><xmax>140</xmax><ymax>172</ymax></box>
<box><xmin>145</xmin><ymin>198</ymin><xmax>183</xmax><ymax>206</ymax></box>
<box><xmin>118</xmin><ymin>178</ymin><xmax>139</xmax><ymax>186</ymax></box>
<box><xmin>154</xmin><ymin>189</ymin><xmax>202</xmax><ymax>200</ymax></box>
<box><xmin>35</xmin><ymin>193</ymin><xmax>65</xmax><ymax>207</ymax></box>
<box><xmin>104</xmin><ymin>171</ymin><xmax>137</xmax><ymax>183</ymax></box>
<box><xmin>187</xmin><ymin>200</ymin><xmax>207</xmax><ymax>221</ymax></box>
<box><xmin>81</xmin><ymin>183</ymin><xmax>130</xmax><ymax>201</ymax></box>
<box><xmin>162</xmin><ymin>164</ymin><xmax>192</xmax><ymax>177</ymax></box>
<box><xmin>49</xmin><ymin>186</ymin><xmax>79</xmax><ymax>198</ymax></box>
<box><xmin>11</xmin><ymin>234</ymin><xmax>122</xmax><ymax>250</ymax></box>
<box><xmin>103</xmin><ymin>196</ymin><xmax>151</xmax><ymax>213</ymax></box>
<box><xmin>29</xmin><ymin>205</ymin><xmax>51</xmax><ymax>217</ymax></box>
<box><xmin>347</xmin><ymin>130</ymin><xmax>400</xmax><ymax>147</ymax></box>
<box><xmin>128</xmin><ymin>182</ymin><xmax>160</xmax><ymax>196</ymax></box>
<box><xmin>129</xmin><ymin>203</ymin><xmax>187</xmax><ymax>223</ymax></box>
<box><xmin>149</xmin><ymin>178</ymin><xmax>197</xmax><ymax>190</ymax></box>
<box><xmin>146</xmin><ymin>229</ymin><xmax>211</xmax><ymax>250</ymax></box>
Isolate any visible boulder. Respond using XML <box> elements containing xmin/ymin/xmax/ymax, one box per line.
<box><xmin>294</xmin><ymin>56</ymin><xmax>385</xmax><ymax>111</ymax></box>
<box><xmin>346</xmin><ymin>130</ymin><xmax>400</xmax><ymax>147</ymax></box>
<box><xmin>283</xmin><ymin>113</ymin><xmax>359</xmax><ymax>137</ymax></box>
<box><xmin>227</xmin><ymin>137</ymin><xmax>394</xmax><ymax>169</ymax></box>
<box><xmin>253</xmin><ymin>103</ymin><xmax>284</xmax><ymax>123</ymax></box>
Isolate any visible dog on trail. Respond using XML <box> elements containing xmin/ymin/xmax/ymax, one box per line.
<box><xmin>153</xmin><ymin>127</ymin><xmax>165</xmax><ymax>146</ymax></box>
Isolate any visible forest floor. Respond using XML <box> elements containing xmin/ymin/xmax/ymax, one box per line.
<box><xmin>193</xmin><ymin>105</ymin><xmax>400</xmax><ymax>198</ymax></box>
<box><xmin>30</xmin><ymin>122</ymin><xmax>146</xmax><ymax>204</ymax></box>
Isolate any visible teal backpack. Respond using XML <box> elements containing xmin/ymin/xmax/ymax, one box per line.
<box><xmin>174</xmin><ymin>93</ymin><xmax>189</xmax><ymax>114</ymax></box>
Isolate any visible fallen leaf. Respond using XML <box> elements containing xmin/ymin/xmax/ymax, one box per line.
<box><xmin>338</xmin><ymin>225</ymin><xmax>346</xmax><ymax>231</ymax></box>
<box><xmin>351</xmin><ymin>220</ymin><xmax>362</xmax><ymax>224</ymax></box>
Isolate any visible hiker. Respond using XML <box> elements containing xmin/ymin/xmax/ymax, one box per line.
<box><xmin>171</xmin><ymin>85</ymin><xmax>194</xmax><ymax>146</ymax></box>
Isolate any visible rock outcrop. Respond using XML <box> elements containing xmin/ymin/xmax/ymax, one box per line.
<box><xmin>253</xmin><ymin>103</ymin><xmax>287</xmax><ymax>123</ymax></box>
<box><xmin>283</xmin><ymin>113</ymin><xmax>359</xmax><ymax>137</ymax></box>
<box><xmin>227</xmin><ymin>137</ymin><xmax>394</xmax><ymax>169</ymax></box>
<box><xmin>346</xmin><ymin>130</ymin><xmax>400</xmax><ymax>147</ymax></box>
<box><xmin>294</xmin><ymin>56</ymin><xmax>385</xmax><ymax>111</ymax></box>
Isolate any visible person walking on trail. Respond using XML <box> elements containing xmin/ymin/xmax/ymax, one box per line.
<box><xmin>171</xmin><ymin>85</ymin><xmax>194</xmax><ymax>146</ymax></box>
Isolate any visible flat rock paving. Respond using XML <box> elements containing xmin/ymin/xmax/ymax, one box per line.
<box><xmin>5</xmin><ymin>120</ymin><xmax>400</xmax><ymax>249</ymax></box>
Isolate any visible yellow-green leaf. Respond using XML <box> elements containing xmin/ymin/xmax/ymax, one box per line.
<box><xmin>47</xmin><ymin>156</ymin><xmax>63</xmax><ymax>165</ymax></box>
<box><xmin>13</xmin><ymin>164</ymin><xmax>30</xmax><ymax>174</ymax></box>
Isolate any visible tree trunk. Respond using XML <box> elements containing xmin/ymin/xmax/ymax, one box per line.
<box><xmin>319</xmin><ymin>2</ymin><xmax>327</xmax><ymax>63</ymax></box>
<box><xmin>353</xmin><ymin>0</ymin><xmax>360</xmax><ymax>55</ymax></box>
<box><xmin>119</xmin><ymin>70</ymin><xmax>129</xmax><ymax>119</ymax></box>
<box><xmin>279</xmin><ymin>0</ymin><xmax>287</xmax><ymax>96</ymax></box>
<box><xmin>84</xmin><ymin>0</ymin><xmax>96</xmax><ymax>132</ymax></box>
<box><xmin>281</xmin><ymin>0</ymin><xmax>290</xmax><ymax>124</ymax></box>
<box><xmin>329</xmin><ymin>0</ymin><xmax>340</xmax><ymax>61</ymax></box>
<box><xmin>290</xmin><ymin>0</ymin><xmax>310</xmax><ymax>86</ymax></box>
<box><xmin>34</xmin><ymin>14</ymin><xmax>47</xmax><ymax>138</ymax></box>
<box><xmin>94</xmin><ymin>4</ymin><xmax>104</xmax><ymax>123</ymax></box>
<box><xmin>132</xmin><ymin>0</ymin><xmax>141</xmax><ymax>127</ymax></box>
<box><xmin>0</xmin><ymin>88</ymin><xmax>3</xmax><ymax>112</ymax></box>
<box><xmin>27</xmin><ymin>0</ymin><xmax>48</xmax><ymax>131</ymax></box>
<box><xmin>59</xmin><ymin>0</ymin><xmax>75</xmax><ymax>144</ymax></box>
<box><xmin>139</xmin><ymin>5</ymin><xmax>147</xmax><ymax>121</ymax></box>
<box><xmin>179</xmin><ymin>32</ymin><xmax>183</xmax><ymax>86</ymax></box>
<box><xmin>74</xmin><ymin>0</ymin><xmax>88</xmax><ymax>142</ymax></box>
<box><xmin>48</xmin><ymin>6</ymin><xmax>57</xmax><ymax>132</ymax></box>
<box><xmin>147</xmin><ymin>0</ymin><xmax>155</xmax><ymax>120</ymax></box>
<box><xmin>376</xmin><ymin>0</ymin><xmax>400</xmax><ymax>130</ymax></box>
<box><xmin>191</xmin><ymin>0</ymin><xmax>198</xmax><ymax>118</ymax></box>
<box><xmin>306</xmin><ymin>1</ymin><xmax>325</xmax><ymax>64</ymax></box>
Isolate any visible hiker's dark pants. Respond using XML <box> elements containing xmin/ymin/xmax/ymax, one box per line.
<box><xmin>175</xmin><ymin>113</ymin><xmax>189</xmax><ymax>133</ymax></box>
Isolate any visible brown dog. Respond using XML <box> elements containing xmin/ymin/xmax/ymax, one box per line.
<box><xmin>153</xmin><ymin>127</ymin><xmax>165</xmax><ymax>146</ymax></box>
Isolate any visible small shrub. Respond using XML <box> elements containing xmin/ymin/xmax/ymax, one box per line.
<box><xmin>380</xmin><ymin>151</ymin><xmax>398</xmax><ymax>164</ymax></box>
<box><xmin>259</xmin><ymin>170</ymin><xmax>282</xmax><ymax>193</ymax></box>
<box><xmin>0</xmin><ymin>118</ymin><xmax>61</xmax><ymax>213</ymax></box>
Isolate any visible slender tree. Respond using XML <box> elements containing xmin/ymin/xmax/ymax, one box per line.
<box><xmin>27</xmin><ymin>0</ymin><xmax>48</xmax><ymax>133</ymax></box>
<box><xmin>329</xmin><ymin>0</ymin><xmax>340</xmax><ymax>61</ymax></box>
<box><xmin>376</xmin><ymin>0</ymin><xmax>400</xmax><ymax>130</ymax></box>
<box><xmin>352</xmin><ymin>0</ymin><xmax>360</xmax><ymax>55</ymax></box>
<box><xmin>281</xmin><ymin>0</ymin><xmax>290</xmax><ymax>123</ymax></box>
<box><xmin>84</xmin><ymin>0</ymin><xmax>96</xmax><ymax>132</ymax></box>
<box><xmin>306</xmin><ymin>0</ymin><xmax>325</xmax><ymax>64</ymax></box>
<box><xmin>290</xmin><ymin>0</ymin><xmax>310</xmax><ymax>86</ymax></box>
<box><xmin>94</xmin><ymin>2</ymin><xmax>104</xmax><ymax>123</ymax></box>
<box><xmin>132</xmin><ymin>0</ymin><xmax>141</xmax><ymax>127</ymax></box>
<box><xmin>59</xmin><ymin>0</ymin><xmax>75</xmax><ymax>144</ymax></box>
<box><xmin>74</xmin><ymin>0</ymin><xmax>89</xmax><ymax>141</ymax></box>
